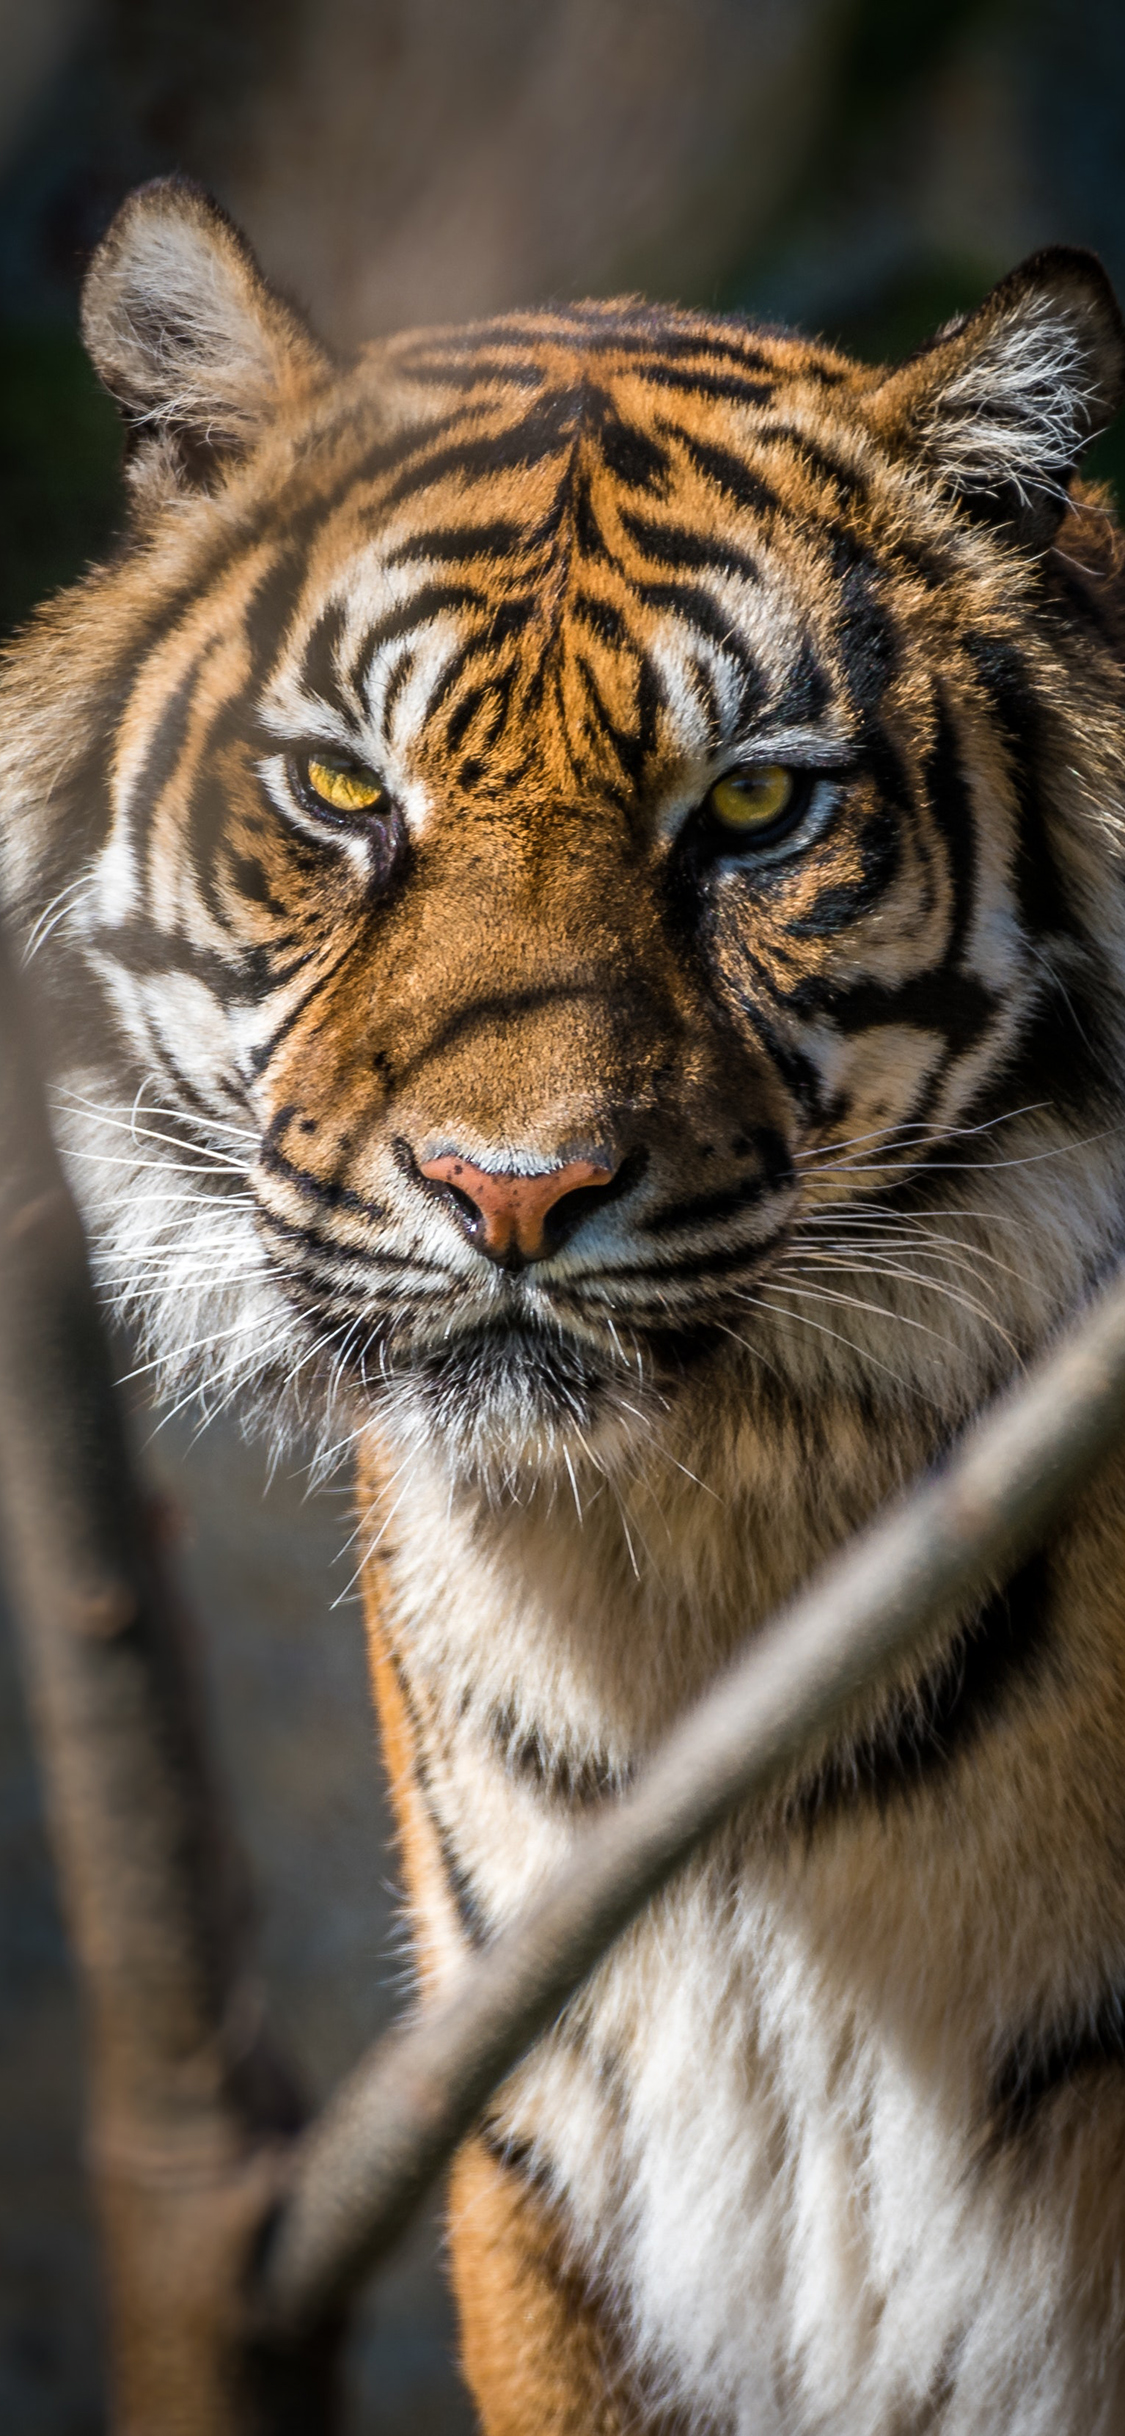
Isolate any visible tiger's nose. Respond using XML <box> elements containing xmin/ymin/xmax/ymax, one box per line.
<box><xmin>416</xmin><ymin>1150</ymin><xmax>617</xmax><ymax>1265</ymax></box>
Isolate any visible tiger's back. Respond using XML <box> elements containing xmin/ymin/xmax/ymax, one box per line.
<box><xmin>6</xmin><ymin>179</ymin><xmax>1125</xmax><ymax>2430</ymax></box>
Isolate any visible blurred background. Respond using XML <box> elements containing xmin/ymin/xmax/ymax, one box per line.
<box><xmin>1</xmin><ymin>1</ymin><xmax>1124</xmax><ymax>2428</ymax></box>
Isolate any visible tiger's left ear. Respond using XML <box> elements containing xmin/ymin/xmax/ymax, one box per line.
<box><xmin>81</xmin><ymin>177</ymin><xmax>329</xmax><ymax>504</ymax></box>
<box><xmin>868</xmin><ymin>248</ymin><xmax>1125</xmax><ymax>548</ymax></box>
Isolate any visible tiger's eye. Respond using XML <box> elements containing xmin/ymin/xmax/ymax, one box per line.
<box><xmin>305</xmin><ymin>754</ymin><xmax>385</xmax><ymax>814</ymax></box>
<box><xmin>709</xmin><ymin>766</ymin><xmax>794</xmax><ymax>831</ymax></box>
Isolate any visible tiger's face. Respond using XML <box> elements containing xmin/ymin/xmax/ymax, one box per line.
<box><xmin>15</xmin><ymin>186</ymin><xmax>1125</xmax><ymax>1479</ymax></box>
<box><xmin>199</xmin><ymin>360</ymin><xmax>1021</xmax><ymax>1451</ymax></box>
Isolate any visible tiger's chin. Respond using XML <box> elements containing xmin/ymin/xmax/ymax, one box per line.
<box><xmin>364</xmin><ymin>1318</ymin><xmax>691</xmax><ymax>1495</ymax></box>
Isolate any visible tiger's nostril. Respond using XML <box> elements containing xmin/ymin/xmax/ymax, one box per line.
<box><xmin>415</xmin><ymin>1150</ymin><xmax>619</xmax><ymax>1265</ymax></box>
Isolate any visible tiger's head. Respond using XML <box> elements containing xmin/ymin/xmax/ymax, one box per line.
<box><xmin>7</xmin><ymin>179</ymin><xmax>1125</xmax><ymax>1485</ymax></box>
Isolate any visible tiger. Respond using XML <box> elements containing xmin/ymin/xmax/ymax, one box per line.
<box><xmin>5</xmin><ymin>171</ymin><xmax>1125</xmax><ymax>2434</ymax></box>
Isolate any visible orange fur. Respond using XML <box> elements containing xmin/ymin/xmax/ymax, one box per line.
<box><xmin>448</xmin><ymin>2135</ymin><xmax>666</xmax><ymax>2436</ymax></box>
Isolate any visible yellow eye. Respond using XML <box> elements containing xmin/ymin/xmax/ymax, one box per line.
<box><xmin>304</xmin><ymin>754</ymin><xmax>385</xmax><ymax>814</ymax></box>
<box><xmin>709</xmin><ymin>765</ymin><xmax>794</xmax><ymax>831</ymax></box>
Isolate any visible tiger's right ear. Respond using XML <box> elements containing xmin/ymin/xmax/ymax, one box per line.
<box><xmin>81</xmin><ymin>178</ymin><xmax>328</xmax><ymax>504</ymax></box>
<box><xmin>867</xmin><ymin>248</ymin><xmax>1125</xmax><ymax>549</ymax></box>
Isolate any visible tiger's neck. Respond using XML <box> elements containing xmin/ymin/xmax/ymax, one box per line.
<box><xmin>357</xmin><ymin>1373</ymin><xmax>929</xmax><ymax>1788</ymax></box>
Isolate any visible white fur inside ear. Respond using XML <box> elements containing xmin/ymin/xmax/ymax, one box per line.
<box><xmin>921</xmin><ymin>295</ymin><xmax>1100</xmax><ymax>510</ymax></box>
<box><xmin>106</xmin><ymin>217</ymin><xmax>282</xmax><ymax>433</ymax></box>
<box><xmin>82</xmin><ymin>182</ymin><xmax>323</xmax><ymax>457</ymax></box>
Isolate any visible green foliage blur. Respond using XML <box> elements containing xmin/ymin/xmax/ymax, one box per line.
<box><xmin>0</xmin><ymin>329</ymin><xmax>120</xmax><ymax>635</ymax></box>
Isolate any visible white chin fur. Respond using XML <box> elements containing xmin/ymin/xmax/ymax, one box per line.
<box><xmin>373</xmin><ymin>1336</ymin><xmax>668</xmax><ymax>1502</ymax></box>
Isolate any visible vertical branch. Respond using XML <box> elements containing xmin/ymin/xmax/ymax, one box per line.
<box><xmin>0</xmin><ymin>924</ymin><xmax>345</xmax><ymax>2430</ymax></box>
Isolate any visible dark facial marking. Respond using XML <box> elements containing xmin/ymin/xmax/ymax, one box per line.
<box><xmin>961</xmin><ymin>630</ymin><xmax>1079</xmax><ymax>941</ymax></box>
<box><xmin>621</xmin><ymin>509</ymin><xmax>759</xmax><ymax>587</ymax></box>
<box><xmin>676</xmin><ymin>431</ymin><xmax>779</xmax><ymax>518</ymax></box>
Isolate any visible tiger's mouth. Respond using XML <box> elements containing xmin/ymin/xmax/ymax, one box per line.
<box><xmin>401</xmin><ymin>1318</ymin><xmax>610</xmax><ymax>1410</ymax></box>
<box><xmin>359</xmin><ymin>1316</ymin><xmax>676</xmax><ymax>1478</ymax></box>
<box><xmin>294</xmin><ymin>1269</ymin><xmax>738</xmax><ymax>1480</ymax></box>
<box><xmin>253</xmin><ymin>1129</ymin><xmax>800</xmax><ymax>1471</ymax></box>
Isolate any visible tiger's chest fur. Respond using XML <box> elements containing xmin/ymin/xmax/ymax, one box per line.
<box><xmin>8</xmin><ymin>183</ymin><xmax>1125</xmax><ymax>2432</ymax></box>
<box><xmin>366</xmin><ymin>1410</ymin><xmax>1125</xmax><ymax>2436</ymax></box>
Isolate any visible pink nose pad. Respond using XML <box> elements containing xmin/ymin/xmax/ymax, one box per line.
<box><xmin>418</xmin><ymin>1152</ymin><xmax>616</xmax><ymax>1262</ymax></box>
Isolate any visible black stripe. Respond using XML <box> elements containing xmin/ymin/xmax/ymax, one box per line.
<box><xmin>786</xmin><ymin>705</ymin><xmax>990</xmax><ymax>1047</ymax></box>
<box><xmin>255</xmin><ymin>1200</ymin><xmax>446</xmax><ymax>1277</ymax></box>
<box><xmin>961</xmin><ymin>630</ymin><xmax>1080</xmax><ymax>940</ymax></box>
<box><xmin>572</xmin><ymin>650</ymin><xmax>657</xmax><ymax>791</ymax></box>
<box><xmin>622</xmin><ymin>510</ymin><xmax>758</xmax><ymax>584</ymax></box>
<box><xmin>587</xmin><ymin>324</ymin><xmax>781</xmax><ymax>372</ymax></box>
<box><xmin>298</xmin><ymin>599</ymin><xmax>352</xmax><ymax>719</ymax></box>
<box><xmin>381</xmin><ymin>1637</ymin><xmax>489</xmax><ymax>1951</ymax></box>
<box><xmin>767</xmin><ymin>631</ymin><xmax>833</xmax><ymax>729</ymax></box>
<box><xmin>258</xmin><ymin>1111</ymin><xmax>388</xmax><ymax>1223</ymax></box>
<box><xmin>926</xmin><ymin>693</ymin><xmax>977</xmax><ymax>966</ymax></box>
<box><xmin>989</xmin><ymin>1990</ymin><xmax>1125</xmax><ymax>2144</ymax></box>
<box><xmin>246</xmin><ymin>934</ymin><xmax>366</xmax><ymax>1072</ymax></box>
<box><xmin>827</xmin><ymin>529</ymin><xmax>898</xmax><ymax>716</ymax></box>
<box><xmin>595</xmin><ymin>1232</ymin><xmax>790</xmax><ymax>1287</ymax></box>
<box><xmin>638</xmin><ymin>579</ymin><xmax>767</xmax><ymax>721</ymax></box>
<box><xmin>994</xmin><ymin>971</ymin><xmax>1112</xmax><ymax>1124</ymax></box>
<box><xmin>379</xmin><ymin>646</ymin><xmax>415</xmax><ymax>734</ymax></box>
<box><xmin>185</xmin><ymin>541</ymin><xmax>351</xmax><ymax>920</ymax></box>
<box><xmin>477</xmin><ymin>2117</ymin><xmax>555</xmax><ymax>2198</ymax></box>
<box><xmin>488</xmin><ymin>1703</ymin><xmax>623</xmax><ymax>1808</ymax></box>
<box><xmin>390</xmin><ymin>354</ymin><xmax>545</xmax><ymax>391</ymax></box>
<box><xmin>418</xmin><ymin>599</ymin><xmax>537</xmax><ymax>729</ymax></box>
<box><xmin>571</xmin><ymin>592</ymin><xmax>627</xmax><ymax>647</ymax></box>
<box><xmin>86</xmin><ymin>914</ymin><xmax>246</xmax><ymax>1001</ymax></box>
<box><xmin>573</xmin><ymin>466</ymin><xmax>610</xmax><ymax>560</ymax></box>
<box><xmin>129</xmin><ymin>637</ymin><xmax>222</xmax><ymax>841</ymax></box>
<box><xmin>643</xmin><ymin>1164</ymin><xmax>790</xmax><ymax>1234</ymax></box>
<box><xmin>226</xmin><ymin>853</ymin><xmax>288</xmax><ymax>918</ymax></box>
<box><xmin>389</xmin><ymin>978</ymin><xmax>654</xmax><ymax>1089</ymax></box>
<box><xmin>147</xmin><ymin>1037</ymin><xmax>247</xmax><ymax>1131</ymax></box>
<box><xmin>597</xmin><ymin>412</ymin><xmax>670</xmax><ymax>492</ymax></box>
<box><xmin>757</xmin><ymin>424</ymin><xmax>868</xmax><ymax>501</ymax></box>
<box><xmin>385</xmin><ymin>519</ymin><xmax>528</xmax><ymax>565</ymax></box>
<box><xmin>676</xmin><ymin>432</ymin><xmax>779</xmax><ymax>517</ymax></box>
<box><xmin>637</xmin><ymin>363</ymin><xmax>776</xmax><ymax>407</ymax></box>
<box><xmin>794</xmin><ymin>1548</ymin><xmax>1054</xmax><ymax>1824</ymax></box>
<box><xmin>732</xmin><ymin>995</ymin><xmax>827</xmax><ymax>1119</ymax></box>
<box><xmin>783</xmin><ymin>864</ymin><xmax>889</xmax><ymax>938</ymax></box>
<box><xmin>789</xmin><ymin>964</ymin><xmax>995</xmax><ymax>1047</ymax></box>
<box><xmin>378</xmin><ymin>391</ymin><xmax>582</xmax><ymax>509</ymax></box>
<box><xmin>398</xmin><ymin>314</ymin><xmax>782</xmax><ymax>374</ymax></box>
<box><xmin>446</xmin><ymin>670</ymin><xmax>515</xmax><ymax>759</ymax></box>
<box><xmin>347</xmin><ymin>580</ymin><xmax>491</xmax><ymax>673</ymax></box>
<box><xmin>687</xmin><ymin>653</ymin><xmax>723</xmax><ymax>751</ymax></box>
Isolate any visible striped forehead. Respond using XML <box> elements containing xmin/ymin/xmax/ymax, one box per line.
<box><xmin>259</xmin><ymin>328</ymin><xmax>875</xmax><ymax>808</ymax></box>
